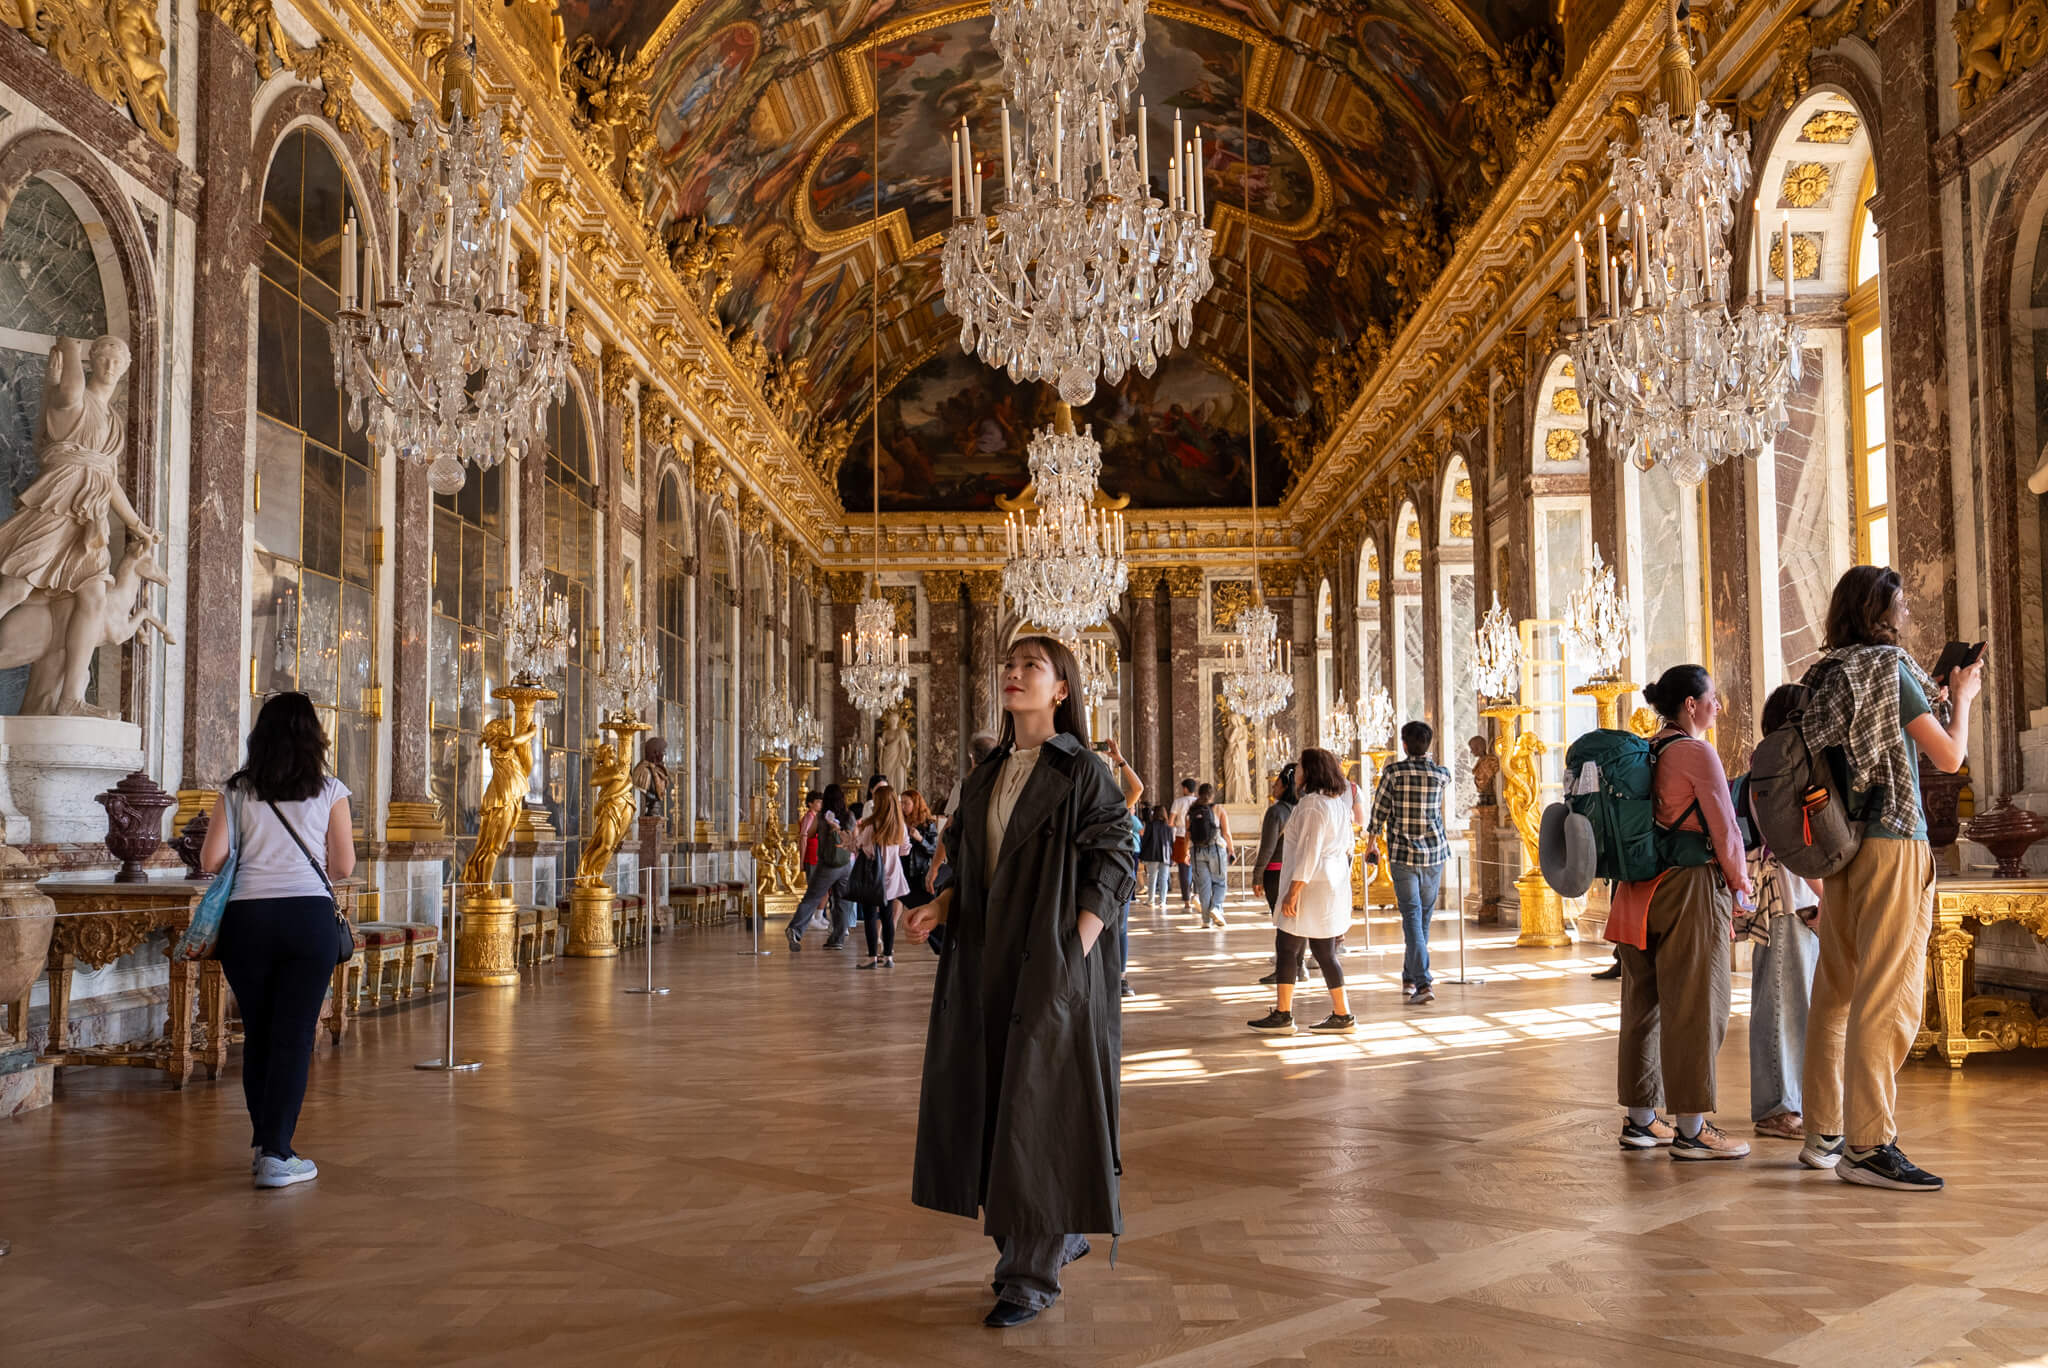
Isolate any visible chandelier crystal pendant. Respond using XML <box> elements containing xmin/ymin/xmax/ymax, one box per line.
<box><xmin>1001</xmin><ymin>404</ymin><xmax>1128</xmax><ymax>638</ymax></box>
<box><xmin>1217</xmin><ymin>58</ymin><xmax>1291</xmax><ymax>726</ymax></box>
<box><xmin>1563</xmin><ymin>2</ymin><xmax>1802</xmax><ymax>488</ymax></box>
<box><xmin>331</xmin><ymin>6</ymin><xmax>569</xmax><ymax>496</ymax></box>
<box><xmin>842</xmin><ymin>42</ymin><xmax>912</xmax><ymax>726</ymax></box>
<box><xmin>841</xmin><ymin>595</ymin><xmax>911</xmax><ymax>720</ymax></box>
<box><xmin>940</xmin><ymin>5</ymin><xmax>1214</xmax><ymax>404</ymax></box>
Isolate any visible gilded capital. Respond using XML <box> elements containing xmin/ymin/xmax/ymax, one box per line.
<box><xmin>1126</xmin><ymin>566</ymin><xmax>1165</xmax><ymax>596</ymax></box>
<box><xmin>825</xmin><ymin>571</ymin><xmax>868</xmax><ymax>603</ymax></box>
<box><xmin>960</xmin><ymin>569</ymin><xmax>1004</xmax><ymax>604</ymax></box>
<box><xmin>1162</xmin><ymin>566</ymin><xmax>1206</xmax><ymax>598</ymax></box>
<box><xmin>600</xmin><ymin>345</ymin><xmax>637</xmax><ymax>405</ymax></box>
<box><xmin>923</xmin><ymin>569</ymin><xmax>967</xmax><ymax>599</ymax></box>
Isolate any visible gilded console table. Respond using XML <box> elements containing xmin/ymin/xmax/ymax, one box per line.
<box><xmin>37</xmin><ymin>870</ymin><xmax>227</xmax><ymax>1089</ymax></box>
<box><xmin>1912</xmin><ymin>877</ymin><xmax>2048</xmax><ymax>1069</ymax></box>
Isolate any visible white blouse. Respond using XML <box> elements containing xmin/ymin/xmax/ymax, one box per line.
<box><xmin>984</xmin><ymin>744</ymin><xmax>1042</xmax><ymax>880</ymax></box>
<box><xmin>1273</xmin><ymin>792</ymin><xmax>1356</xmax><ymax>940</ymax></box>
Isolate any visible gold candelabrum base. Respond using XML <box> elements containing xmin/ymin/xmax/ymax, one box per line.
<box><xmin>752</xmin><ymin>753</ymin><xmax>800</xmax><ymax>902</ymax></box>
<box><xmin>454</xmin><ymin>886</ymin><xmax>521</xmax><ymax>986</ymax></box>
<box><xmin>567</xmin><ymin>711</ymin><xmax>649</xmax><ymax>958</ymax></box>
<box><xmin>1481</xmin><ymin>700</ymin><xmax>1569</xmax><ymax>949</ymax></box>
<box><xmin>1572</xmin><ymin>677</ymin><xmax>1638</xmax><ymax>731</ymax></box>
<box><xmin>1355</xmin><ymin>748</ymin><xmax>1397</xmax><ymax>910</ymax></box>
<box><xmin>791</xmin><ymin>760</ymin><xmax>819</xmax><ymax>803</ymax></box>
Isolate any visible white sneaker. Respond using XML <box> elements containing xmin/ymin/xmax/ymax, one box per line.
<box><xmin>254</xmin><ymin>1154</ymin><xmax>318</xmax><ymax>1189</ymax></box>
<box><xmin>1210</xmin><ymin>914</ymin><xmax>1229</xmax><ymax>929</ymax></box>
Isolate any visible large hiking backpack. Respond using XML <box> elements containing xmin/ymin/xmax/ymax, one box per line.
<box><xmin>1541</xmin><ymin>730</ymin><xmax>1713</xmax><ymax>892</ymax></box>
<box><xmin>1748</xmin><ymin>703</ymin><xmax>1861</xmax><ymax>880</ymax></box>
<box><xmin>1186</xmin><ymin>801</ymin><xmax>1219</xmax><ymax>846</ymax></box>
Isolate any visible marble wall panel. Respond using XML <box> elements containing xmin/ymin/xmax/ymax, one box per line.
<box><xmin>1775</xmin><ymin>352</ymin><xmax>1832</xmax><ymax>678</ymax></box>
<box><xmin>0</xmin><ymin>177</ymin><xmax>110</xmax><ymax>340</ymax></box>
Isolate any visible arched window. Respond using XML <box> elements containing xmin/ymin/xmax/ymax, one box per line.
<box><xmin>1357</xmin><ymin>537</ymin><xmax>1382</xmax><ymax>706</ymax></box>
<box><xmin>655</xmin><ymin>473</ymin><xmax>691</xmax><ymax>837</ymax></box>
<box><xmin>1392</xmin><ymin>502</ymin><xmax>1424</xmax><ymax>723</ymax></box>
<box><xmin>1438</xmin><ymin>456</ymin><xmax>1476</xmax><ymax>795</ymax></box>
<box><xmin>1314</xmin><ymin>578</ymin><xmax>1334</xmax><ymax>744</ymax></box>
<box><xmin>251</xmin><ymin>129</ymin><xmax>379</xmax><ymax>818</ymax></box>
<box><xmin>541</xmin><ymin>389</ymin><xmax>596</xmax><ymax>843</ymax></box>
<box><xmin>706</xmin><ymin>521</ymin><xmax>735</xmax><ymax>832</ymax></box>
<box><xmin>1849</xmin><ymin>165</ymin><xmax>1888</xmax><ymax>566</ymax></box>
<box><xmin>1528</xmin><ymin>355</ymin><xmax>1594</xmax><ymax>793</ymax></box>
<box><xmin>429</xmin><ymin>461</ymin><xmax>506</xmax><ymax>850</ymax></box>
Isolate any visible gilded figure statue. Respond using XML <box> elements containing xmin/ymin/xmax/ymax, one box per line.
<box><xmin>1500</xmin><ymin>726</ymin><xmax>1544</xmax><ymax>851</ymax></box>
<box><xmin>0</xmin><ymin>336</ymin><xmax>163</xmax><ymax>714</ymax></box>
<box><xmin>577</xmin><ymin>740</ymin><xmax>635</xmax><ymax>885</ymax></box>
<box><xmin>460</xmin><ymin>714</ymin><xmax>539</xmax><ymax>888</ymax></box>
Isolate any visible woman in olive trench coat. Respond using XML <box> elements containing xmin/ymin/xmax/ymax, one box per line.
<box><xmin>905</xmin><ymin>638</ymin><xmax>1138</xmax><ymax>1327</ymax></box>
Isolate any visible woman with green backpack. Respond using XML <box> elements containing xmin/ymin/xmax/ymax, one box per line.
<box><xmin>784</xmin><ymin>783</ymin><xmax>855</xmax><ymax>951</ymax></box>
<box><xmin>1609</xmin><ymin>665</ymin><xmax>1755</xmax><ymax>1161</ymax></box>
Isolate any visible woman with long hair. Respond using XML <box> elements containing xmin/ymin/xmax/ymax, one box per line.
<box><xmin>197</xmin><ymin>692</ymin><xmax>356</xmax><ymax>1189</ymax></box>
<box><xmin>1253</xmin><ymin>762</ymin><xmax>1304</xmax><ymax>987</ymax></box>
<box><xmin>1608</xmin><ymin>665</ymin><xmax>1754</xmax><ymax>1160</ymax></box>
<box><xmin>899</xmin><ymin>787</ymin><xmax>940</xmax><ymax>914</ymax></box>
<box><xmin>785</xmin><ymin>783</ymin><xmax>855</xmax><ymax>952</ymax></box>
<box><xmin>1247</xmin><ymin>750</ymin><xmax>1355</xmax><ymax>1033</ymax></box>
<box><xmin>853</xmin><ymin>779</ymin><xmax>912</xmax><ymax>969</ymax></box>
<box><xmin>1798</xmin><ymin>566</ymin><xmax>1980</xmax><ymax>1190</ymax></box>
<box><xmin>902</xmin><ymin>635</ymin><xmax>1137</xmax><ymax>1327</ymax></box>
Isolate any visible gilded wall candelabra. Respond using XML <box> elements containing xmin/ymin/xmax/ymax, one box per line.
<box><xmin>567</xmin><ymin>712</ymin><xmax>648</xmax><ymax>957</ymax></box>
<box><xmin>455</xmin><ymin>682</ymin><xmax>554</xmax><ymax>986</ymax></box>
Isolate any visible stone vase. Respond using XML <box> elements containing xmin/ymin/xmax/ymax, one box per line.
<box><xmin>0</xmin><ymin>842</ymin><xmax>55</xmax><ymax>1054</ymax></box>
<box><xmin>1919</xmin><ymin>755</ymin><xmax>1967</xmax><ymax>850</ymax></box>
<box><xmin>1964</xmin><ymin>798</ymin><xmax>2048</xmax><ymax>879</ymax></box>
<box><xmin>96</xmin><ymin>770</ymin><xmax>175</xmax><ymax>882</ymax></box>
<box><xmin>169</xmin><ymin>810</ymin><xmax>210</xmax><ymax>879</ymax></box>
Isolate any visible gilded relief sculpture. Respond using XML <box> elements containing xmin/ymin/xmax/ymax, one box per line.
<box><xmin>0</xmin><ymin>336</ymin><xmax>168</xmax><ymax>716</ymax></box>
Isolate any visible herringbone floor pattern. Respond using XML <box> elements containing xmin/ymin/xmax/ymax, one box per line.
<box><xmin>4</xmin><ymin>886</ymin><xmax>2047</xmax><ymax>1365</ymax></box>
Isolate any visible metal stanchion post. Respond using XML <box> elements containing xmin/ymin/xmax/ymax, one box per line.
<box><xmin>417</xmin><ymin>881</ymin><xmax>482</xmax><ymax>1071</ymax></box>
<box><xmin>1443</xmin><ymin>851</ymin><xmax>1484</xmax><ymax>986</ymax></box>
<box><xmin>627</xmin><ymin>864</ymin><xmax>669</xmax><ymax>995</ymax></box>
<box><xmin>739</xmin><ymin>862</ymin><xmax>770</xmax><ymax>957</ymax></box>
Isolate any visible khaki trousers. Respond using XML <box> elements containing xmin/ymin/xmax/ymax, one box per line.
<box><xmin>1616</xmin><ymin>864</ymin><xmax>1732</xmax><ymax>1115</ymax></box>
<box><xmin>1800</xmin><ymin>837</ymin><xmax>1934</xmax><ymax>1149</ymax></box>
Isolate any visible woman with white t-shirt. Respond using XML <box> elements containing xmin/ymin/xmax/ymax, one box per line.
<box><xmin>199</xmin><ymin>692</ymin><xmax>356</xmax><ymax>1189</ymax></box>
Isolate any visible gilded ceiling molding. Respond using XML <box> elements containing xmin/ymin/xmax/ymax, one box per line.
<box><xmin>7</xmin><ymin>0</ymin><xmax>178</xmax><ymax>149</ymax></box>
<box><xmin>1735</xmin><ymin>0</ymin><xmax>1890</xmax><ymax>124</ymax></box>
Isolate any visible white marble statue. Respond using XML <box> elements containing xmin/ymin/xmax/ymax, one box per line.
<box><xmin>877</xmin><ymin>706</ymin><xmax>914</xmax><ymax>793</ymax></box>
<box><xmin>0</xmin><ymin>337</ymin><xmax>161</xmax><ymax>714</ymax></box>
<box><xmin>1224</xmin><ymin>709</ymin><xmax>1252</xmax><ymax>805</ymax></box>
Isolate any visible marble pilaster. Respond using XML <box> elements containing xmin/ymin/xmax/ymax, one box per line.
<box><xmin>924</xmin><ymin>571</ymin><xmax>964</xmax><ymax>804</ymax></box>
<box><xmin>1706</xmin><ymin>457</ymin><xmax>1756</xmax><ymax>768</ymax></box>
<box><xmin>384</xmin><ymin>454</ymin><xmax>446</xmax><ymax>844</ymax></box>
<box><xmin>1164</xmin><ymin>567</ymin><xmax>1203</xmax><ymax>788</ymax></box>
<box><xmin>1129</xmin><ymin>569</ymin><xmax>1163</xmax><ymax>801</ymax></box>
<box><xmin>963</xmin><ymin>570</ymin><xmax>1003</xmax><ymax>742</ymax></box>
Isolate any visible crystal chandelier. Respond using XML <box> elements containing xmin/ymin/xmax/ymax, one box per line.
<box><xmin>1001</xmin><ymin>404</ymin><xmax>1128</xmax><ymax>637</ymax></box>
<box><xmin>1218</xmin><ymin>82</ymin><xmax>1291</xmax><ymax>727</ymax></box>
<box><xmin>842</xmin><ymin>50</ymin><xmax>912</xmax><ymax>725</ymax></box>
<box><xmin>940</xmin><ymin>6</ymin><xmax>1214</xmax><ymax>404</ymax></box>
<box><xmin>841</xmin><ymin>594</ymin><xmax>911</xmax><ymax>720</ymax></box>
<box><xmin>506</xmin><ymin>568</ymin><xmax>574</xmax><ymax>686</ymax></box>
<box><xmin>1325</xmin><ymin>690</ymin><xmax>1356</xmax><ymax>753</ymax></box>
<box><xmin>1474</xmin><ymin>594</ymin><xmax>1523</xmax><ymax>703</ymax></box>
<box><xmin>1354</xmin><ymin>685</ymin><xmax>1395</xmax><ymax>753</ymax></box>
<box><xmin>792</xmin><ymin>706</ymin><xmax>825</xmax><ymax>763</ymax></box>
<box><xmin>1563</xmin><ymin>544</ymin><xmax>1632</xmax><ymax>680</ymax></box>
<box><xmin>331</xmin><ymin>3</ymin><xmax>569</xmax><ymax>496</ymax></box>
<box><xmin>1563</xmin><ymin>4</ymin><xmax>1802</xmax><ymax>488</ymax></box>
<box><xmin>1077</xmin><ymin>636</ymin><xmax>1118</xmax><ymax>713</ymax></box>
<box><xmin>595</xmin><ymin>630</ymin><xmax>657</xmax><ymax>724</ymax></box>
<box><xmin>755</xmin><ymin>694</ymin><xmax>799</xmax><ymax>752</ymax></box>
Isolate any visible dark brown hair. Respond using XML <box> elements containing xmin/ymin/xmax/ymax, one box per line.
<box><xmin>1642</xmin><ymin>665</ymin><xmax>1712</xmax><ymax>723</ymax></box>
<box><xmin>1298</xmin><ymin>747</ymin><xmax>1347</xmax><ymax>797</ymax></box>
<box><xmin>996</xmin><ymin>635</ymin><xmax>1090</xmax><ymax>749</ymax></box>
<box><xmin>231</xmin><ymin>691</ymin><xmax>329</xmax><ymax>803</ymax></box>
<box><xmin>1824</xmin><ymin>565</ymin><xmax>1902</xmax><ymax>649</ymax></box>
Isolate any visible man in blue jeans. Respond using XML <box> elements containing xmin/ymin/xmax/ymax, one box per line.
<box><xmin>1365</xmin><ymin>720</ymin><xmax>1451</xmax><ymax>1005</ymax></box>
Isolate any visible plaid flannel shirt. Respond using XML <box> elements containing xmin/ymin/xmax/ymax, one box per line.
<box><xmin>1801</xmin><ymin>644</ymin><xmax>1947</xmax><ymax>838</ymax></box>
<box><xmin>1366</xmin><ymin>756</ymin><xmax>1451</xmax><ymax>866</ymax></box>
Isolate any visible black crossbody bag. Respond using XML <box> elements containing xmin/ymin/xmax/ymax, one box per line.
<box><xmin>264</xmin><ymin>798</ymin><xmax>356</xmax><ymax>965</ymax></box>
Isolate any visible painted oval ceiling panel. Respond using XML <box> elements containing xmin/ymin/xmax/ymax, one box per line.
<box><xmin>569</xmin><ymin>0</ymin><xmax>1558</xmax><ymax>510</ymax></box>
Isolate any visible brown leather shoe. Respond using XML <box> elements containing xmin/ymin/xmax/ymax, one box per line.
<box><xmin>1754</xmin><ymin>1111</ymin><xmax>1804</xmax><ymax>1140</ymax></box>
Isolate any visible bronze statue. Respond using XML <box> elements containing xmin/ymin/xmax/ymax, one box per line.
<box><xmin>1468</xmin><ymin>734</ymin><xmax>1499</xmax><ymax>806</ymax></box>
<box><xmin>577</xmin><ymin>740</ymin><xmax>635</xmax><ymax>885</ymax></box>
<box><xmin>631</xmin><ymin>735</ymin><xmax>671</xmax><ymax>818</ymax></box>
<box><xmin>460</xmin><ymin>713</ymin><xmax>539</xmax><ymax>888</ymax></box>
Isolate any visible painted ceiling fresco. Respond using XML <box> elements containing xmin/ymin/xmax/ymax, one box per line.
<box><xmin>567</xmin><ymin>0</ymin><xmax>1557</xmax><ymax>510</ymax></box>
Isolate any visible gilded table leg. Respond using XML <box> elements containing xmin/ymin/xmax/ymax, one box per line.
<box><xmin>1931</xmin><ymin>927</ymin><xmax>1974</xmax><ymax>1069</ymax></box>
<box><xmin>325</xmin><ymin>962</ymin><xmax>349</xmax><ymax>1043</ymax></box>
<box><xmin>166</xmin><ymin>957</ymin><xmax>196</xmax><ymax>1088</ymax></box>
<box><xmin>199</xmin><ymin>960</ymin><xmax>227</xmax><ymax>1079</ymax></box>
<box><xmin>43</xmin><ymin>950</ymin><xmax>74</xmax><ymax>1056</ymax></box>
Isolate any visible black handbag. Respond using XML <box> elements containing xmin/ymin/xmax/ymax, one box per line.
<box><xmin>843</xmin><ymin>849</ymin><xmax>884</xmax><ymax>905</ymax></box>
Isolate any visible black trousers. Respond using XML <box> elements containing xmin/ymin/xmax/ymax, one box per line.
<box><xmin>216</xmin><ymin>896</ymin><xmax>342</xmax><ymax>1158</ymax></box>
<box><xmin>1275</xmin><ymin>930</ymin><xmax>1345</xmax><ymax>989</ymax></box>
<box><xmin>1262</xmin><ymin>866</ymin><xmax>1281</xmax><ymax>911</ymax></box>
<box><xmin>860</xmin><ymin>899</ymin><xmax>894</xmax><ymax>957</ymax></box>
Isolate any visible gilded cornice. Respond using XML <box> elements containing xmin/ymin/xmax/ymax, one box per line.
<box><xmin>1284</xmin><ymin>0</ymin><xmax>1804</xmax><ymax>548</ymax></box>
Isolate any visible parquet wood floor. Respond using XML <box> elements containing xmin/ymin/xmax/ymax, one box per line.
<box><xmin>6</xmin><ymin>888</ymin><xmax>2048</xmax><ymax>1366</ymax></box>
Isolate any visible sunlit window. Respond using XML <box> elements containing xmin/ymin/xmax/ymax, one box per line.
<box><xmin>1848</xmin><ymin>169</ymin><xmax>1889</xmax><ymax>566</ymax></box>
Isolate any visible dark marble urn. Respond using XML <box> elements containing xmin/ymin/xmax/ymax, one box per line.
<box><xmin>169</xmin><ymin>810</ymin><xmax>211</xmax><ymax>880</ymax></box>
<box><xmin>96</xmin><ymin>771</ymin><xmax>175</xmax><ymax>882</ymax></box>
<box><xmin>1964</xmin><ymin>798</ymin><xmax>2048</xmax><ymax>879</ymax></box>
<box><xmin>1919</xmin><ymin>755</ymin><xmax>1968</xmax><ymax>850</ymax></box>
